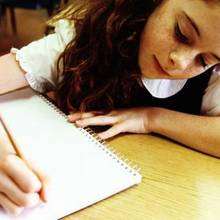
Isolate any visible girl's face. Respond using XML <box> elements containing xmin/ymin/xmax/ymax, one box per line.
<box><xmin>139</xmin><ymin>0</ymin><xmax>220</xmax><ymax>79</ymax></box>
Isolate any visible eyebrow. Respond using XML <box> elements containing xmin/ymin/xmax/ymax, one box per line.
<box><xmin>182</xmin><ymin>11</ymin><xmax>201</xmax><ymax>37</ymax></box>
<box><xmin>181</xmin><ymin>11</ymin><xmax>220</xmax><ymax>64</ymax></box>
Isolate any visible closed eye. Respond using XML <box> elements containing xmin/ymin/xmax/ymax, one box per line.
<box><xmin>198</xmin><ymin>55</ymin><xmax>208</xmax><ymax>69</ymax></box>
<box><xmin>174</xmin><ymin>22</ymin><xmax>190</xmax><ymax>44</ymax></box>
<box><xmin>175</xmin><ymin>22</ymin><xmax>209</xmax><ymax>69</ymax></box>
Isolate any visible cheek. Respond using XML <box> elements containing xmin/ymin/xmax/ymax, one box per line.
<box><xmin>187</xmin><ymin>66</ymin><xmax>205</xmax><ymax>78</ymax></box>
<box><xmin>139</xmin><ymin>17</ymin><xmax>177</xmax><ymax>66</ymax></box>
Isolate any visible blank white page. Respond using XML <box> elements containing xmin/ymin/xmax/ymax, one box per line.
<box><xmin>0</xmin><ymin>88</ymin><xmax>141</xmax><ymax>220</ymax></box>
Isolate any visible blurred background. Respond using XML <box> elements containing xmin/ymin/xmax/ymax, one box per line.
<box><xmin>0</xmin><ymin>0</ymin><xmax>70</xmax><ymax>55</ymax></box>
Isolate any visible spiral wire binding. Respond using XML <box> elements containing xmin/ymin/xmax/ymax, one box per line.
<box><xmin>38</xmin><ymin>94</ymin><xmax>141</xmax><ymax>178</ymax></box>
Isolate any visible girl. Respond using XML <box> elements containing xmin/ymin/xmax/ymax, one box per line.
<box><xmin>1</xmin><ymin>0</ymin><xmax>220</xmax><ymax>216</ymax></box>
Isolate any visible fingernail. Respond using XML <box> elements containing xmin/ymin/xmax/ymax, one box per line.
<box><xmin>40</xmin><ymin>189</ymin><xmax>49</xmax><ymax>203</ymax></box>
<box><xmin>34</xmin><ymin>193</ymin><xmax>41</xmax><ymax>206</ymax></box>
<box><xmin>98</xmin><ymin>133</ymin><xmax>104</xmax><ymax>139</ymax></box>
<box><xmin>76</xmin><ymin>120</ymin><xmax>82</xmax><ymax>126</ymax></box>
<box><xmin>9</xmin><ymin>207</ymin><xmax>24</xmax><ymax>217</ymax></box>
<box><xmin>76</xmin><ymin>120</ymin><xmax>85</xmax><ymax>128</ymax></box>
<box><xmin>27</xmin><ymin>193</ymin><xmax>40</xmax><ymax>208</ymax></box>
<box><xmin>67</xmin><ymin>115</ymin><xmax>72</xmax><ymax>121</ymax></box>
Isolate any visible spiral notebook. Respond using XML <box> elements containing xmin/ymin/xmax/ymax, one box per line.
<box><xmin>0</xmin><ymin>87</ymin><xmax>141</xmax><ymax>220</ymax></box>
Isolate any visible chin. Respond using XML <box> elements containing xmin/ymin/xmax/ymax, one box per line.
<box><xmin>142</xmin><ymin>72</ymin><xmax>171</xmax><ymax>79</ymax></box>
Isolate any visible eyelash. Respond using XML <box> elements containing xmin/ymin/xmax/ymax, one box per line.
<box><xmin>174</xmin><ymin>22</ymin><xmax>208</xmax><ymax>69</ymax></box>
<box><xmin>174</xmin><ymin>22</ymin><xmax>189</xmax><ymax>44</ymax></box>
<box><xmin>198</xmin><ymin>55</ymin><xmax>208</xmax><ymax>69</ymax></box>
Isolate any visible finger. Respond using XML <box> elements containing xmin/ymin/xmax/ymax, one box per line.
<box><xmin>15</xmin><ymin>153</ymin><xmax>51</xmax><ymax>203</ymax></box>
<box><xmin>80</xmin><ymin>111</ymin><xmax>105</xmax><ymax>118</ymax></box>
<box><xmin>0</xmin><ymin>171</ymin><xmax>40</xmax><ymax>207</ymax></box>
<box><xmin>0</xmin><ymin>192</ymin><xmax>24</xmax><ymax>216</ymax></box>
<box><xmin>67</xmin><ymin>112</ymin><xmax>85</xmax><ymax>122</ymax></box>
<box><xmin>1</xmin><ymin>154</ymin><xmax>41</xmax><ymax>193</ymax></box>
<box><xmin>107</xmin><ymin>110</ymin><xmax>118</xmax><ymax>116</ymax></box>
<box><xmin>75</xmin><ymin>115</ymin><xmax>118</xmax><ymax>127</ymax></box>
<box><xmin>68</xmin><ymin>111</ymin><xmax>104</xmax><ymax>122</ymax></box>
<box><xmin>30</xmin><ymin>164</ymin><xmax>51</xmax><ymax>203</ymax></box>
<box><xmin>98</xmin><ymin>123</ymin><xmax>125</xmax><ymax>139</ymax></box>
<box><xmin>12</xmin><ymin>155</ymin><xmax>51</xmax><ymax>203</ymax></box>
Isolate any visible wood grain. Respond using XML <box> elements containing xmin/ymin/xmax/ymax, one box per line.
<box><xmin>62</xmin><ymin>134</ymin><xmax>220</xmax><ymax>220</ymax></box>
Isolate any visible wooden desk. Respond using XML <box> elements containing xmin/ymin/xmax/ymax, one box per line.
<box><xmin>63</xmin><ymin>134</ymin><xmax>220</xmax><ymax>220</ymax></box>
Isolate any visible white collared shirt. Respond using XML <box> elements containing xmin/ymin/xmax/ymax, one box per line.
<box><xmin>141</xmin><ymin>77</ymin><xmax>188</xmax><ymax>98</ymax></box>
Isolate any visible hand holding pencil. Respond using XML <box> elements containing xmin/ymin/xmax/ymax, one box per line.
<box><xmin>0</xmin><ymin>119</ymin><xmax>50</xmax><ymax>216</ymax></box>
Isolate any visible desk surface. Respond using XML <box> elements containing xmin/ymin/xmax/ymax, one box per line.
<box><xmin>63</xmin><ymin>134</ymin><xmax>220</xmax><ymax>220</ymax></box>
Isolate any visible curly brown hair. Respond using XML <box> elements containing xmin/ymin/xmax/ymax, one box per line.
<box><xmin>54</xmin><ymin>0</ymin><xmax>162</xmax><ymax>114</ymax></box>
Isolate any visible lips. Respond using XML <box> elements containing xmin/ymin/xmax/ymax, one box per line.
<box><xmin>153</xmin><ymin>55</ymin><xmax>170</xmax><ymax>76</ymax></box>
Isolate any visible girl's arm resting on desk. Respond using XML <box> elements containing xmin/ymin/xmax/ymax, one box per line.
<box><xmin>68</xmin><ymin>107</ymin><xmax>220</xmax><ymax>158</ymax></box>
<box><xmin>0</xmin><ymin>53</ymin><xmax>29</xmax><ymax>95</ymax></box>
<box><xmin>148</xmin><ymin>107</ymin><xmax>220</xmax><ymax>157</ymax></box>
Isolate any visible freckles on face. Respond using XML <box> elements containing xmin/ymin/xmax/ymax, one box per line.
<box><xmin>138</xmin><ymin>3</ymin><xmax>173</xmax><ymax>79</ymax></box>
<box><xmin>138</xmin><ymin>0</ymin><xmax>220</xmax><ymax>79</ymax></box>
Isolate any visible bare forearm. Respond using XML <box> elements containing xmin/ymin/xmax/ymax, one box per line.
<box><xmin>149</xmin><ymin>107</ymin><xmax>220</xmax><ymax>157</ymax></box>
<box><xmin>0</xmin><ymin>53</ymin><xmax>28</xmax><ymax>154</ymax></box>
<box><xmin>0</xmin><ymin>53</ymin><xmax>28</xmax><ymax>95</ymax></box>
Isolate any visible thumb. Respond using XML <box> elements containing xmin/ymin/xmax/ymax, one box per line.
<box><xmin>30</xmin><ymin>163</ymin><xmax>51</xmax><ymax>203</ymax></box>
<box><xmin>21</xmin><ymin>155</ymin><xmax>51</xmax><ymax>203</ymax></box>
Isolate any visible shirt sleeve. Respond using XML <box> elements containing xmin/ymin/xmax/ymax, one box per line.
<box><xmin>11</xmin><ymin>19</ymin><xmax>75</xmax><ymax>93</ymax></box>
<box><xmin>201</xmin><ymin>65</ymin><xmax>220</xmax><ymax>116</ymax></box>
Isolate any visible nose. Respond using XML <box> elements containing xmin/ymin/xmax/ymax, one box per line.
<box><xmin>167</xmin><ymin>49</ymin><xmax>197</xmax><ymax>74</ymax></box>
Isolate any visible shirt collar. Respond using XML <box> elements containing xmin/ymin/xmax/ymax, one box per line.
<box><xmin>141</xmin><ymin>77</ymin><xmax>188</xmax><ymax>98</ymax></box>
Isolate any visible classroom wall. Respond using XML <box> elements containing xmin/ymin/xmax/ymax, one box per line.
<box><xmin>0</xmin><ymin>7</ymin><xmax>47</xmax><ymax>55</ymax></box>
